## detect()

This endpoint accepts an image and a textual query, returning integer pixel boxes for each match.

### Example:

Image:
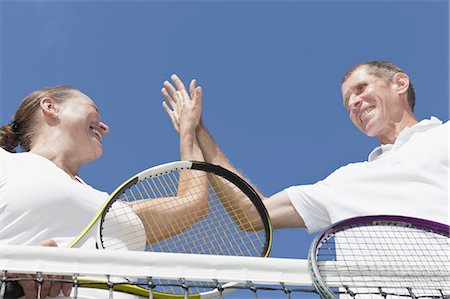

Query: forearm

[195,122,225,165]
[196,122,266,200]
[180,126,203,162]
[132,194,209,245]
[195,122,272,231]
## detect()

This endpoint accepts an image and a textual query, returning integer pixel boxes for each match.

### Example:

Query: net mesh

[0,245,312,299]
[314,224,450,299]
[2,239,449,299]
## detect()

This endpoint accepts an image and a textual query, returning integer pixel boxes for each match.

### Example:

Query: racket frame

[69,160,273,298]
[308,215,450,299]
[95,161,272,255]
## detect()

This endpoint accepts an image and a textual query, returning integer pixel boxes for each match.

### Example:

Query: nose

[347,95,362,111]
[100,122,110,135]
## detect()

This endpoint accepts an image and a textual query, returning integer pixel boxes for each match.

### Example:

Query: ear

[40,97,58,119]
[393,72,410,96]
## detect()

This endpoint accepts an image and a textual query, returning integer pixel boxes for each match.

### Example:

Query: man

[162,61,449,233]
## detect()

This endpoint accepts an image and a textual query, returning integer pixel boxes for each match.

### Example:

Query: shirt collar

[368,116,442,162]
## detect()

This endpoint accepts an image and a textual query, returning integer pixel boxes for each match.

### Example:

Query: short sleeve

[101,201,146,251]
[284,182,332,233]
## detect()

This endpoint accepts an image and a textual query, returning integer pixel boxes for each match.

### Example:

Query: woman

[0,82,204,298]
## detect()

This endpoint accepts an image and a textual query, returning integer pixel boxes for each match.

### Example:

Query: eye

[355,83,367,95]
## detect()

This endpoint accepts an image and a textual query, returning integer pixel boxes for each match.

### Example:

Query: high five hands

[162,74,203,134]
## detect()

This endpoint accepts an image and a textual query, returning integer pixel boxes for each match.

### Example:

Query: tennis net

[0,245,316,299]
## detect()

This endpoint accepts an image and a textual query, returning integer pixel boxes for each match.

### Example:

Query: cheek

[349,112,360,128]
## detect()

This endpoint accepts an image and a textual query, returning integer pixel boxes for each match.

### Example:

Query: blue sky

[1,0,448,293]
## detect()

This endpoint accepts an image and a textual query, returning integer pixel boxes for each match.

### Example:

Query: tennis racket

[308,215,450,299]
[6,161,271,298]
[8,160,268,299]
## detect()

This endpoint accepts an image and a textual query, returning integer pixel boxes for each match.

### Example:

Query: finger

[193,86,203,106]
[161,87,176,105]
[61,280,72,297]
[40,278,51,298]
[161,88,176,108]
[39,240,57,247]
[189,79,196,99]
[162,102,180,133]
[162,100,172,114]
[164,88,180,114]
[48,280,63,297]
[162,101,176,121]
[181,89,191,102]
[171,74,187,92]
[163,80,178,100]
[20,280,38,299]
[176,91,185,104]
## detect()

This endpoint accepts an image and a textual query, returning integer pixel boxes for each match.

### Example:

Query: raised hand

[162,74,202,135]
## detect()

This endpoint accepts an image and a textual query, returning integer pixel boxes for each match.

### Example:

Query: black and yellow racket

[71,160,272,298]
[7,161,272,298]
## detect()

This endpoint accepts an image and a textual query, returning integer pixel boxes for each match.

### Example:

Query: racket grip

[3,281,25,298]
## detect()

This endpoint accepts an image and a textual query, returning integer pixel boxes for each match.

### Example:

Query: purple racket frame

[308,215,450,299]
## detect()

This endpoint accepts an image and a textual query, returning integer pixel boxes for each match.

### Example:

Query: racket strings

[205,173,264,254]
[146,173,261,256]
[207,173,263,229]
[98,168,268,294]
[99,168,266,246]
[103,170,211,250]
[142,171,212,251]
[316,224,450,298]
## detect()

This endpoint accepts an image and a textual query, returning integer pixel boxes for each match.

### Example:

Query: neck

[30,146,81,180]
[378,112,418,144]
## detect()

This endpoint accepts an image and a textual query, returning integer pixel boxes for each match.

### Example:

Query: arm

[162,75,305,230]
[196,123,305,229]
[130,79,208,245]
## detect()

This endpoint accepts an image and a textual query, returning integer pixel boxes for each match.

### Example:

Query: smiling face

[57,91,109,164]
[341,65,409,143]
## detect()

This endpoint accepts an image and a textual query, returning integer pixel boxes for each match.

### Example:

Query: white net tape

[0,245,315,299]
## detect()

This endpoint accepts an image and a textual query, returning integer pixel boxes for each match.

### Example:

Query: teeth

[90,127,102,141]
[363,108,373,116]
[360,107,374,123]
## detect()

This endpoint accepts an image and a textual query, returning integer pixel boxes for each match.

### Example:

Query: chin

[91,145,103,161]
[95,149,103,159]
[362,127,378,138]
[360,118,380,138]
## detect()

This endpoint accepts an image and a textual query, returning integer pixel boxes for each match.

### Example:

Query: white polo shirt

[0,148,109,247]
[0,148,143,299]
[285,117,449,233]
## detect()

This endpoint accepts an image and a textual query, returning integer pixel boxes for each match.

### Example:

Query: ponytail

[0,122,19,152]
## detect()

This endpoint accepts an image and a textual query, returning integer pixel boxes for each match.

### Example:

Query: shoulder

[0,146,11,156]
[419,118,448,139]
[439,119,449,128]
[0,147,16,169]
[422,117,448,130]
[322,160,368,184]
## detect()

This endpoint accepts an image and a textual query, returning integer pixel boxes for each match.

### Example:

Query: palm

[162,75,202,134]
